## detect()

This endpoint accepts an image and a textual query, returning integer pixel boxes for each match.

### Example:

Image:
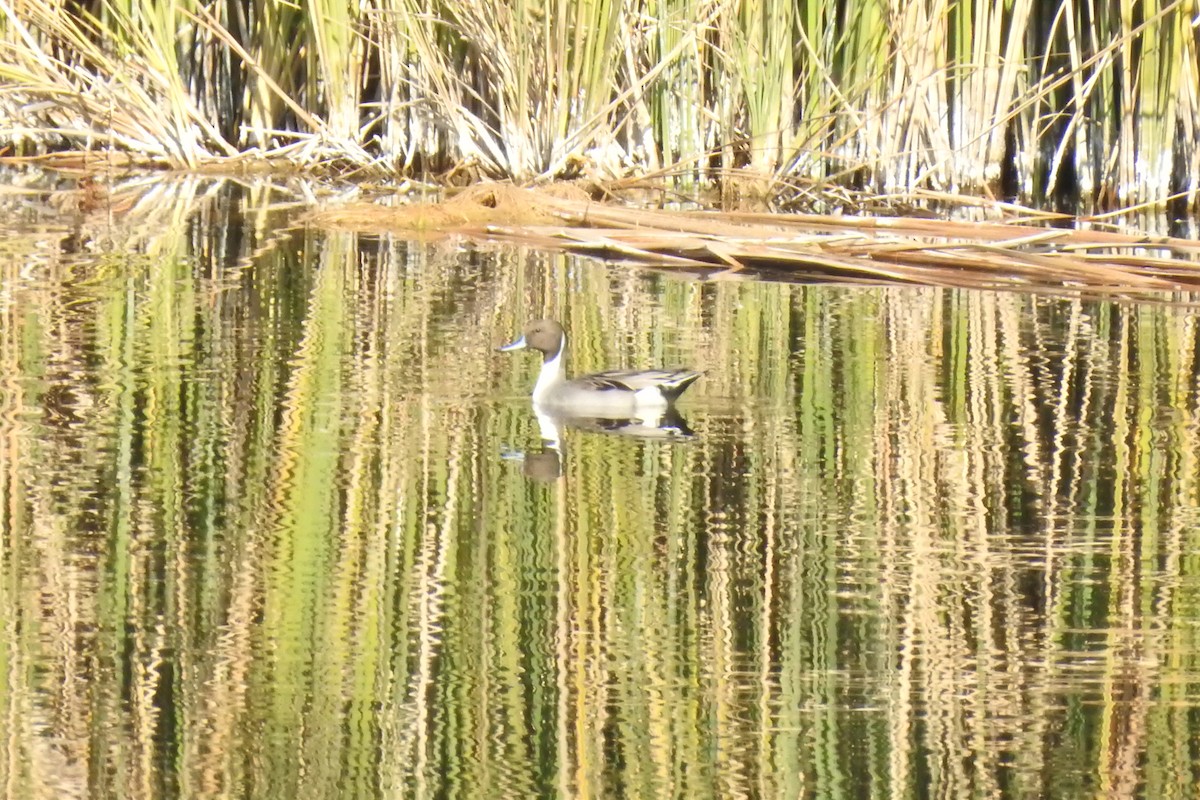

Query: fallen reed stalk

[301,183,1200,293]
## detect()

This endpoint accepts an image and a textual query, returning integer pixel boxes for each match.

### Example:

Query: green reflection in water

[0,185,1199,799]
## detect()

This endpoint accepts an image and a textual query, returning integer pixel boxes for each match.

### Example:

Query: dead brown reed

[308,185,1200,293]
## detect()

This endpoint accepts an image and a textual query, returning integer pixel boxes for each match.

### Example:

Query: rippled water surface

[2,181,1200,798]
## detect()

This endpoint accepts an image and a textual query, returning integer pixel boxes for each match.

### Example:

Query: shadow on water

[3,177,1200,798]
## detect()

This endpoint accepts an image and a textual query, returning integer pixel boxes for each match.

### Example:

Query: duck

[499,319,702,417]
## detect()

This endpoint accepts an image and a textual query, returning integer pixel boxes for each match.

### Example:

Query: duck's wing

[574,368,703,393]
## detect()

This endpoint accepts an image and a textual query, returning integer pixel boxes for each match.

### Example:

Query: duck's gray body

[500,319,701,418]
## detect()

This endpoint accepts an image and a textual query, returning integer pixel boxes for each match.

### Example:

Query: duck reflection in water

[509,405,695,481]
[499,318,702,480]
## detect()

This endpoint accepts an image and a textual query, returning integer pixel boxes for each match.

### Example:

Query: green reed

[1,0,1197,208]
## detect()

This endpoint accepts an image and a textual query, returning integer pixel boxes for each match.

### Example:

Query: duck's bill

[498,335,527,352]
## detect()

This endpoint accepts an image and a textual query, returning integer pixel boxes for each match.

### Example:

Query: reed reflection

[2,183,1200,800]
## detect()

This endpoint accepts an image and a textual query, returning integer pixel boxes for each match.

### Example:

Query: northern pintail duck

[500,319,702,416]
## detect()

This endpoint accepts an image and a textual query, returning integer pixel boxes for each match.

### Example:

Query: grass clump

[0,0,1197,211]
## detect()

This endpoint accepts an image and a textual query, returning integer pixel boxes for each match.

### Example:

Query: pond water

[2,180,1200,798]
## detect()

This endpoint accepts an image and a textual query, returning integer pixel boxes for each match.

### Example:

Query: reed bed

[0,0,1197,211]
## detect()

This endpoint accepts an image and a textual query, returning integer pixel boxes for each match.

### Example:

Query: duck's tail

[660,370,703,403]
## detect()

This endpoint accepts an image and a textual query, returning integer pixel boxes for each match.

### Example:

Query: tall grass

[1,0,1197,208]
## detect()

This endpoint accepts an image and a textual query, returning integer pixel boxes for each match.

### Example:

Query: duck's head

[499,319,566,361]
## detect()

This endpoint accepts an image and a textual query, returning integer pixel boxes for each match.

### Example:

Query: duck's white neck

[532,345,565,404]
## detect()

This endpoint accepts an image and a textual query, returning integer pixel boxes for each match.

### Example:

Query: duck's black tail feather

[662,371,703,403]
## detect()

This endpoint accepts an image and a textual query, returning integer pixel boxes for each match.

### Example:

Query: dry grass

[1,0,1197,210]
[307,184,1200,293]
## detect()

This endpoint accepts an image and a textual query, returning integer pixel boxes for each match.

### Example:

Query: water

[2,180,1200,798]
